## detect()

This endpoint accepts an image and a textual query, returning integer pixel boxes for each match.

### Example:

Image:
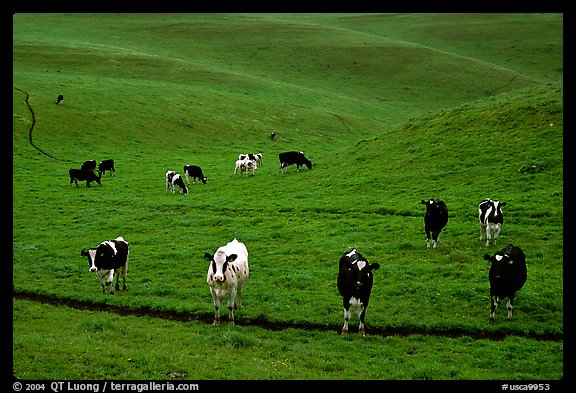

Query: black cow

[80,159,96,172]
[270,132,276,141]
[183,165,207,184]
[479,198,507,247]
[81,236,129,294]
[337,248,380,336]
[484,244,527,322]
[98,159,115,176]
[69,168,101,188]
[421,198,449,248]
[279,151,312,173]
[56,94,64,105]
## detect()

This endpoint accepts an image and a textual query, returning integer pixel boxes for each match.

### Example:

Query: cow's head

[421,199,446,215]
[81,248,99,272]
[491,200,507,216]
[484,252,514,281]
[348,259,380,292]
[204,251,238,282]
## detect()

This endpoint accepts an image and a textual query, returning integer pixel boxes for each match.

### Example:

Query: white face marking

[356,260,367,270]
[495,255,503,261]
[346,249,357,258]
[88,249,97,271]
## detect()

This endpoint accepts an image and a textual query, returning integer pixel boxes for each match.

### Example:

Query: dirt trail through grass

[14,87,74,163]
[13,290,563,342]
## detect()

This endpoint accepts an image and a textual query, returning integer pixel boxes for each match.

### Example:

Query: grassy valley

[12,13,563,381]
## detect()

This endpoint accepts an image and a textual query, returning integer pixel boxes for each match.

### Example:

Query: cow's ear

[420,200,427,205]
[226,254,238,263]
[370,263,381,271]
[80,249,88,257]
[501,202,507,206]
[203,253,213,261]
[483,254,492,261]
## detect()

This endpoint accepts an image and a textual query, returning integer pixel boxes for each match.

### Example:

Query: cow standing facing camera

[337,248,380,336]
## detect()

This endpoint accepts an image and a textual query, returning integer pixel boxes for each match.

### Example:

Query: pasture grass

[13,299,563,380]
[12,13,563,380]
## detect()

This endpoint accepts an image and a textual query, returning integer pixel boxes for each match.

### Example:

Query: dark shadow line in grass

[13,290,562,342]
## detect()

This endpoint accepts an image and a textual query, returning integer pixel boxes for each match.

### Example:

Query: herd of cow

[78,164,528,335]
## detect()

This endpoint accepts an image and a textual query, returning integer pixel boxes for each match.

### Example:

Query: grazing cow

[270,132,276,141]
[421,198,449,248]
[80,159,96,172]
[165,170,188,194]
[183,165,207,184]
[238,153,263,167]
[98,159,115,176]
[233,158,256,178]
[56,94,64,105]
[484,244,527,322]
[337,248,380,336]
[279,151,312,173]
[69,168,101,188]
[80,236,129,295]
[479,198,507,247]
[203,239,250,325]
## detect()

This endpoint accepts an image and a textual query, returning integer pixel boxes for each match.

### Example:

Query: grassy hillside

[12,13,563,380]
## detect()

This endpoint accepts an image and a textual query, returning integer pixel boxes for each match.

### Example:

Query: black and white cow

[479,198,507,247]
[98,159,115,176]
[165,170,188,194]
[421,198,449,248]
[337,248,380,336]
[81,160,96,172]
[484,244,527,322]
[270,132,276,141]
[56,94,64,105]
[204,239,250,325]
[233,158,256,178]
[80,236,129,295]
[279,151,312,173]
[238,153,263,167]
[69,168,101,188]
[183,165,207,184]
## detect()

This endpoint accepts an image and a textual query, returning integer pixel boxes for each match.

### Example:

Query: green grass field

[13,13,563,381]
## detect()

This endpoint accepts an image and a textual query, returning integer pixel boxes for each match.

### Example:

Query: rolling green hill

[12,13,563,380]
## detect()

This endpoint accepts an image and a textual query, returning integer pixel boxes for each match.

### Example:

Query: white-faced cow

[484,244,527,322]
[183,165,207,184]
[56,94,64,105]
[337,248,380,336]
[69,168,101,188]
[81,237,129,295]
[233,158,256,178]
[279,151,312,173]
[81,159,96,172]
[421,198,449,248]
[98,159,115,176]
[479,198,507,247]
[165,170,188,194]
[203,239,250,325]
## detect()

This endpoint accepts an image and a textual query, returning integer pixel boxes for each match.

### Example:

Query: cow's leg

[235,283,244,309]
[433,231,440,249]
[210,288,221,325]
[479,223,485,241]
[489,295,501,322]
[341,297,351,336]
[227,287,237,325]
[506,296,514,320]
[425,229,431,248]
[493,224,501,245]
[108,269,115,294]
[358,305,367,337]
[485,226,492,247]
